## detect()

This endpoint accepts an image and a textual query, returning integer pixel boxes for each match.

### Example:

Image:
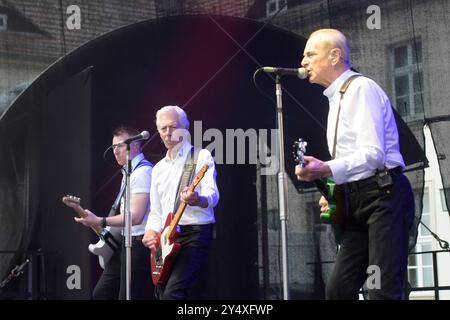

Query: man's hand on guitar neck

[180,186,208,208]
[74,209,102,228]
[142,230,160,251]
[319,196,329,214]
[295,155,332,182]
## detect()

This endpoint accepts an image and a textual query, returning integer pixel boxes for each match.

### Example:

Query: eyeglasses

[112,142,126,150]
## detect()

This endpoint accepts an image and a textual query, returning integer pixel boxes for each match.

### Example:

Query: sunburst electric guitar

[150,164,208,285]
[293,138,345,242]
[62,195,122,269]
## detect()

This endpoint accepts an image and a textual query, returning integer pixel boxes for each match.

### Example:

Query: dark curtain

[0,68,94,299]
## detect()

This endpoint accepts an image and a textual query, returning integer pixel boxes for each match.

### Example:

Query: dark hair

[112,126,142,148]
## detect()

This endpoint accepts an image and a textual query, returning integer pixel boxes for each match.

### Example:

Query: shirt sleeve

[130,166,152,194]
[197,149,219,208]
[327,79,387,184]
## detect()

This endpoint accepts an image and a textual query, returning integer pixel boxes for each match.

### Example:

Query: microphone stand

[124,143,132,300]
[274,75,290,300]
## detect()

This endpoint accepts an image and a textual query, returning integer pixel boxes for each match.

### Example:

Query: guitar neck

[165,163,208,239]
[168,203,187,238]
[167,186,194,239]
[313,179,329,200]
[294,138,331,201]
[71,205,102,236]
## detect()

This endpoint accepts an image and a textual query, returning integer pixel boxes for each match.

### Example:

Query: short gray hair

[309,29,351,67]
[155,105,190,130]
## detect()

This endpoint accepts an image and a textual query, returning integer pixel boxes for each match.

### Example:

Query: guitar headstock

[191,164,208,189]
[62,195,81,208]
[293,138,308,167]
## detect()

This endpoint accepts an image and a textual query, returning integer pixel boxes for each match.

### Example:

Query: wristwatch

[101,217,107,228]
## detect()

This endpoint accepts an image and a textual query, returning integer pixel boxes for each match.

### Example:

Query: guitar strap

[330,74,362,229]
[101,158,153,249]
[172,146,199,214]
[331,74,362,160]
[108,158,153,217]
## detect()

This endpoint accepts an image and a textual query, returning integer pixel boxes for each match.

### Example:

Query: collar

[164,141,192,163]
[122,153,145,173]
[323,69,359,99]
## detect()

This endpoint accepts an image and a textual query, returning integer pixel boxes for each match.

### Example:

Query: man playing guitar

[295,29,414,300]
[142,106,219,300]
[74,126,154,300]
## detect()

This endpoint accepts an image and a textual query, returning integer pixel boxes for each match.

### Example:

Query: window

[408,243,434,288]
[419,189,431,237]
[266,0,287,17]
[408,187,434,288]
[392,41,424,121]
[0,14,7,31]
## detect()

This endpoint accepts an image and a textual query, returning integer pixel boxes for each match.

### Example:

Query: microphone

[123,131,150,144]
[262,67,308,79]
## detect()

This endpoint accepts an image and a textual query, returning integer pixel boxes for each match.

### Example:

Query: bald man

[295,29,414,300]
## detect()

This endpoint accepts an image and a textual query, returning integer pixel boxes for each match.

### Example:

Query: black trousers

[93,236,155,300]
[326,173,414,300]
[156,224,213,300]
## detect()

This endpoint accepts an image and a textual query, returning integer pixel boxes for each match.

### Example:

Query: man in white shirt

[295,29,414,299]
[75,126,154,299]
[143,105,219,300]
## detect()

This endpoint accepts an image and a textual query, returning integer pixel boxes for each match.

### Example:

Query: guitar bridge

[152,265,163,276]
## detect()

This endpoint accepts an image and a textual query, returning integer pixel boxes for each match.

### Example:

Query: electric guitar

[293,138,345,242]
[62,195,122,269]
[150,164,209,285]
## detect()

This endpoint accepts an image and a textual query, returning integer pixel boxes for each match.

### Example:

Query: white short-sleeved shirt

[119,153,152,236]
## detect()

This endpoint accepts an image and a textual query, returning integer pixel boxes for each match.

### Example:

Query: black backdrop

[0,15,425,299]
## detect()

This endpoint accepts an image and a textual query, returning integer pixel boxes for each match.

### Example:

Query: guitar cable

[419,221,449,251]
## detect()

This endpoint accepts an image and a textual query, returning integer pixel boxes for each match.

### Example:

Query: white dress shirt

[324,69,405,184]
[119,153,152,236]
[145,142,219,233]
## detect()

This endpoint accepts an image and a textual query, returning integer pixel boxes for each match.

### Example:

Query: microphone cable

[252,68,277,105]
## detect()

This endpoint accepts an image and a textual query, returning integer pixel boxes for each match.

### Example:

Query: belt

[346,166,403,193]
[131,235,144,241]
[179,224,213,233]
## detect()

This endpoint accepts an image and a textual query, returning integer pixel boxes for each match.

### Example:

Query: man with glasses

[75,126,154,299]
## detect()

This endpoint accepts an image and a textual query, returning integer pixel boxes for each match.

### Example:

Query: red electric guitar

[150,164,208,285]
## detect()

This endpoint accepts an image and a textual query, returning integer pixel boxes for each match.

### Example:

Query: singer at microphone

[262,67,308,79]
[74,125,155,300]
